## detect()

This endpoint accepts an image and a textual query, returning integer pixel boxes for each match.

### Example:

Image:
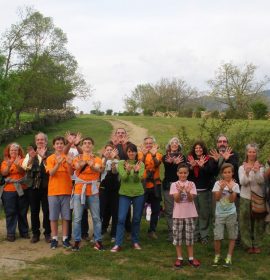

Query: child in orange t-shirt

[0,143,29,241]
[45,136,73,249]
[71,137,103,251]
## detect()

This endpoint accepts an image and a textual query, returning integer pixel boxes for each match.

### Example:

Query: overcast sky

[1,0,270,112]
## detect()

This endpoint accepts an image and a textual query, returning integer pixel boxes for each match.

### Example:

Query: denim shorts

[214,213,238,240]
[48,195,71,221]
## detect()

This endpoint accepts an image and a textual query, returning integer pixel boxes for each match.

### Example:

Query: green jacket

[118,160,145,197]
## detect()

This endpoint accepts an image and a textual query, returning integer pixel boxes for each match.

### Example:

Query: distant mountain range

[191,90,270,111]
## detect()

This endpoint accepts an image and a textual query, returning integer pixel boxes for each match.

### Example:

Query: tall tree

[0,7,90,126]
[208,63,269,118]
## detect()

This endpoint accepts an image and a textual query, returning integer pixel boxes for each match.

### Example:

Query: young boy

[71,137,103,251]
[170,163,200,268]
[46,136,73,249]
[212,163,240,267]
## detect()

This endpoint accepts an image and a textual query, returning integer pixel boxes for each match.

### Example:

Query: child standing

[212,163,240,267]
[46,136,73,249]
[170,163,200,268]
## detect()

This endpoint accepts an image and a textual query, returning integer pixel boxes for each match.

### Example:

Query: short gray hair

[35,132,48,144]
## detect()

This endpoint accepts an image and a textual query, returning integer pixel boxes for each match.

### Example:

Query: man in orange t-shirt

[71,137,103,251]
[46,136,73,250]
[138,136,162,239]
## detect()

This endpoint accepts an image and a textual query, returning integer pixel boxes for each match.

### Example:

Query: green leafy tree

[0,7,90,126]
[250,101,268,119]
[208,63,269,118]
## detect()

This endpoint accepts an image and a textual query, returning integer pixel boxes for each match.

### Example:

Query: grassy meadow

[1,114,270,279]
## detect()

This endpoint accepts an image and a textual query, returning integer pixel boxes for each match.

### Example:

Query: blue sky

[1,0,270,112]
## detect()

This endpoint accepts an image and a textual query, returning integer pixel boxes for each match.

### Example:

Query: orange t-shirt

[46,154,73,196]
[138,152,162,188]
[73,155,102,196]
[0,159,26,192]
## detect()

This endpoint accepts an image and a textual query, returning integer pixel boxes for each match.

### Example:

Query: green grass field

[6,219,270,280]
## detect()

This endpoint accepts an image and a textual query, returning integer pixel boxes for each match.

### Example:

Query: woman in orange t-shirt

[0,143,29,242]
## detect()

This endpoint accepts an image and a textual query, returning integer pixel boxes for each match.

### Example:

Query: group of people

[0,128,270,269]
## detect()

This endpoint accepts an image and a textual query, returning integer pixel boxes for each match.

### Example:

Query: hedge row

[0,110,76,144]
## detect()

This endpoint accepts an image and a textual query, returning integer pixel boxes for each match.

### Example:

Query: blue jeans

[73,194,102,242]
[115,195,145,246]
[2,191,29,236]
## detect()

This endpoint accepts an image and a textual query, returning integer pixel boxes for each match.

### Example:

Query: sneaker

[188,258,201,268]
[63,239,72,249]
[212,255,221,267]
[30,235,40,243]
[94,241,104,251]
[133,243,142,250]
[50,239,58,250]
[174,259,184,268]
[223,258,232,268]
[72,241,80,252]
[148,231,158,240]
[110,245,121,253]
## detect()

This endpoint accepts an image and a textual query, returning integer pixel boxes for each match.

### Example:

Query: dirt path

[105,118,148,146]
[0,118,148,275]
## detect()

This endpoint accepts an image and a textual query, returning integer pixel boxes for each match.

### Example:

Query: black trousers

[28,187,50,236]
[99,188,119,237]
[145,188,161,233]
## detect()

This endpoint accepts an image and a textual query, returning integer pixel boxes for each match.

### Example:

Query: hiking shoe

[212,255,221,267]
[223,258,232,268]
[7,235,15,242]
[188,258,201,268]
[133,243,142,250]
[51,239,58,249]
[72,241,80,252]
[63,239,72,249]
[110,245,121,253]
[174,259,184,268]
[30,235,40,243]
[94,241,104,251]
[148,231,158,240]
[20,233,30,239]
[45,234,52,243]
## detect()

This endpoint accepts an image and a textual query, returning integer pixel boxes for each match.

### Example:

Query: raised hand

[111,135,119,146]
[134,161,141,172]
[37,146,47,158]
[187,155,197,167]
[209,149,220,161]
[124,161,132,172]
[222,147,233,160]
[186,182,193,193]
[176,181,185,192]
[197,155,208,167]
[111,148,119,159]
[174,155,184,164]
[56,155,64,165]
[139,144,148,156]
[74,132,82,146]
[87,159,95,167]
[66,155,73,165]
[243,162,252,174]
[122,134,129,145]
[150,143,159,156]
[13,156,22,166]
[253,161,261,172]
[165,154,174,163]
[65,131,74,144]
[219,180,226,190]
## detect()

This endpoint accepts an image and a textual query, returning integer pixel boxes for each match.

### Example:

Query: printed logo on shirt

[180,191,188,203]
